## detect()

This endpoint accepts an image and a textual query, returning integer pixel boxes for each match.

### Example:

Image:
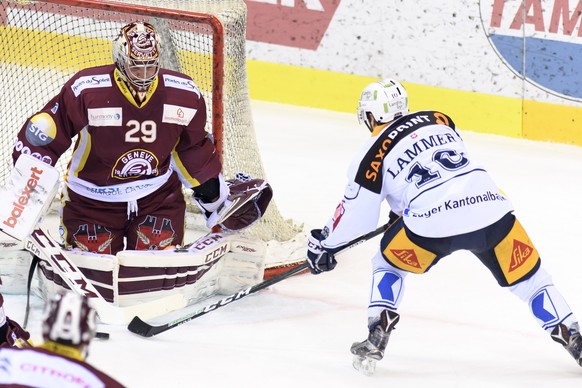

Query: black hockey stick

[23,255,40,329]
[127,222,391,337]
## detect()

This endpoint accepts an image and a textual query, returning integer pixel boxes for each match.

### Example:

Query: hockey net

[0,0,303,248]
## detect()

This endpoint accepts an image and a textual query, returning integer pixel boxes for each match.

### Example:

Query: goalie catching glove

[193,172,273,232]
[306,229,337,274]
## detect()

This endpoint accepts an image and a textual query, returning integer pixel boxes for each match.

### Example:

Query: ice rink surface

[5,101,582,387]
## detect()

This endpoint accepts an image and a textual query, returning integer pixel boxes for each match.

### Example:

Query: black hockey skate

[551,322,582,366]
[350,309,400,376]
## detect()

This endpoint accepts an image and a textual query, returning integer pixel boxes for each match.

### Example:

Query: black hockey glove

[306,229,337,275]
[0,293,31,348]
[0,316,31,348]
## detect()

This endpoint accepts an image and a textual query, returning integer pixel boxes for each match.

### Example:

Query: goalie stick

[127,222,392,337]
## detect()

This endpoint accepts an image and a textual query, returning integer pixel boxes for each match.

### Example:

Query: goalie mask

[42,291,97,349]
[357,78,408,132]
[113,22,161,90]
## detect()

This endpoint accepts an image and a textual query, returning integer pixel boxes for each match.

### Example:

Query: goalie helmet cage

[0,0,301,242]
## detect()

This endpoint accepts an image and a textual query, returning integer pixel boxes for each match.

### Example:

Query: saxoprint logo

[480,0,582,101]
[245,0,341,50]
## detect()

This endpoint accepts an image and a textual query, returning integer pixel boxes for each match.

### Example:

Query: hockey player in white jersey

[306,78,582,375]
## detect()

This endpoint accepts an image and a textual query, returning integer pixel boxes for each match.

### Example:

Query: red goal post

[0,0,301,243]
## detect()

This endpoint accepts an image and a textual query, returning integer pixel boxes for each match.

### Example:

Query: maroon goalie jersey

[12,64,221,203]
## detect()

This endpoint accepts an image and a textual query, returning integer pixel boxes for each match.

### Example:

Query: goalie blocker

[0,154,60,241]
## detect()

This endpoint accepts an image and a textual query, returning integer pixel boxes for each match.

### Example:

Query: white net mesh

[0,0,302,243]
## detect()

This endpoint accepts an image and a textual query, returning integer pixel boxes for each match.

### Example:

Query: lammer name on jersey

[355,111,457,193]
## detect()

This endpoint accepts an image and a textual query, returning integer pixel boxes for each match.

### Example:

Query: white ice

[4,101,582,387]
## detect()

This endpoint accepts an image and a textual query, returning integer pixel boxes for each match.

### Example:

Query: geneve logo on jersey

[480,0,582,101]
[112,149,159,180]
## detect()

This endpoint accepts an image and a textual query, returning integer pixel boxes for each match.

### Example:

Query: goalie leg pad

[36,250,117,302]
[36,233,231,307]
[116,233,230,306]
[218,236,267,295]
[0,238,32,294]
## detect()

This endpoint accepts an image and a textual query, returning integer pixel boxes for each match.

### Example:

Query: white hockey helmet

[357,78,408,131]
[113,22,161,90]
[42,291,97,349]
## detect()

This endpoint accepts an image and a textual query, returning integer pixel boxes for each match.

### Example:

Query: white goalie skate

[350,309,400,376]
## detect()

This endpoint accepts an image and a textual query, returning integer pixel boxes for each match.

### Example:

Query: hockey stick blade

[128,222,390,337]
